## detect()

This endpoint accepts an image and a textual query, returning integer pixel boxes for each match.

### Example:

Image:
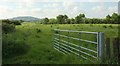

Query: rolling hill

[10,16,40,22]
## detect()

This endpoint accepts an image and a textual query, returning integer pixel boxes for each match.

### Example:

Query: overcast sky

[0,0,119,19]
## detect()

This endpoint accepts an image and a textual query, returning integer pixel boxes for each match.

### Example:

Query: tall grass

[3,22,118,64]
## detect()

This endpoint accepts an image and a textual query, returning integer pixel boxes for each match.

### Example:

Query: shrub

[2,19,21,25]
[12,20,21,25]
[2,19,22,34]
[2,22,15,34]
[50,25,52,28]
[73,25,75,27]
[2,19,12,24]
[103,25,107,28]
[109,25,113,28]
[36,29,41,33]
[2,35,30,58]
[57,27,59,29]
[55,31,59,34]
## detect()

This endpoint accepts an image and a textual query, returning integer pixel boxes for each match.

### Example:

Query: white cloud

[62,1,86,18]
[0,6,14,19]
[108,6,118,14]
[92,6,107,13]
[41,0,119,2]
[0,0,118,19]
[91,6,106,18]
[0,1,83,19]
[1,0,119,3]
[91,5,118,18]
[63,1,77,7]
[87,0,119,2]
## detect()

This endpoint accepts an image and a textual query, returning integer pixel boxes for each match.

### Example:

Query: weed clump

[90,24,93,27]
[109,25,113,28]
[55,31,59,34]
[73,25,75,27]
[35,35,40,38]
[50,25,52,28]
[57,27,59,29]
[103,25,107,28]
[36,28,41,33]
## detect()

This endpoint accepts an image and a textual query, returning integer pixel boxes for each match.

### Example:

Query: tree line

[41,13,119,24]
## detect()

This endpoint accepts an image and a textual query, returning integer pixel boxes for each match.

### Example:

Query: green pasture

[3,22,118,64]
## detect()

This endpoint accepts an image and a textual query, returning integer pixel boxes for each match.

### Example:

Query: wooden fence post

[113,37,119,64]
[106,38,110,63]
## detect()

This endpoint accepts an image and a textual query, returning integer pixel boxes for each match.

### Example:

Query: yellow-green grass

[3,22,118,64]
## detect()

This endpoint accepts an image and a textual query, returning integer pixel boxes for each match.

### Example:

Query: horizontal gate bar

[55,34,98,44]
[58,43,79,55]
[54,42,94,63]
[54,29,98,34]
[54,38,97,54]
[54,44,69,54]
[53,47,66,55]
[79,50,97,59]
[54,40,97,59]
[80,55,95,63]
[53,29,103,63]
[54,43,79,56]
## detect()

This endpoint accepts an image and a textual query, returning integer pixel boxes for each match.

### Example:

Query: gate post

[98,32,104,63]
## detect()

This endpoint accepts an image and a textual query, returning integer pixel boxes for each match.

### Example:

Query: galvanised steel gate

[53,29,104,63]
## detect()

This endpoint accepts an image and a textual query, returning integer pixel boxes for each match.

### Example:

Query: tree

[42,17,49,24]
[84,18,90,24]
[106,14,111,24]
[12,20,21,25]
[65,19,71,24]
[56,14,68,24]
[2,19,12,24]
[75,14,85,24]
[63,15,68,19]
[118,15,120,24]
[49,18,57,24]
[70,18,75,24]
[79,14,85,18]
[2,19,21,25]
[63,15,68,24]
[2,19,23,33]
[2,22,15,34]
[56,15,64,24]
[111,13,118,24]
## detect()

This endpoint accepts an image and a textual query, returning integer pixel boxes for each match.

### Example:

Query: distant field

[3,22,118,64]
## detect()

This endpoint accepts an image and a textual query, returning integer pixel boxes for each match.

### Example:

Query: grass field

[3,22,118,64]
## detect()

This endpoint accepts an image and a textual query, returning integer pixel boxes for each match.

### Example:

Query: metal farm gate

[53,29,104,63]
